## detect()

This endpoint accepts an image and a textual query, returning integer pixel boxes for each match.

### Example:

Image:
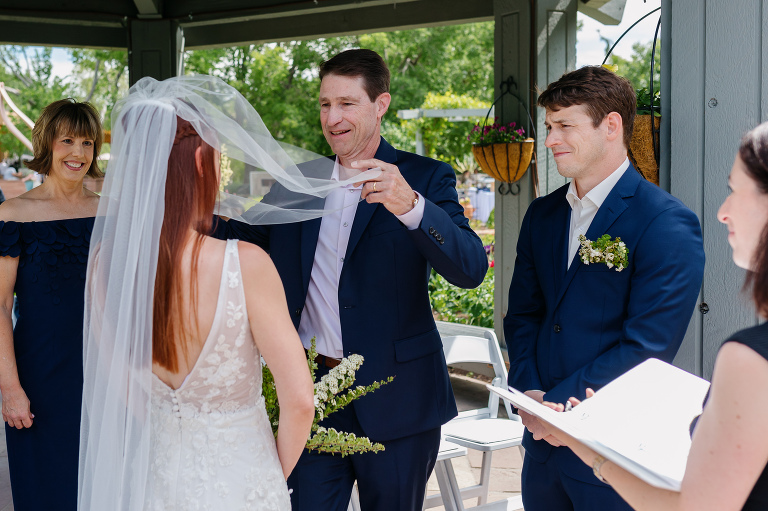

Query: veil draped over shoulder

[77,75,379,510]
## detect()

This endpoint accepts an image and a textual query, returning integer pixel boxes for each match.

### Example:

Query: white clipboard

[490,358,711,491]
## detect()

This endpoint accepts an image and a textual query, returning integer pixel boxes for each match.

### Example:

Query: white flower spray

[262,339,393,457]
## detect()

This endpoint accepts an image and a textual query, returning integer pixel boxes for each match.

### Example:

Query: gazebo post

[492,0,577,350]
[128,20,185,85]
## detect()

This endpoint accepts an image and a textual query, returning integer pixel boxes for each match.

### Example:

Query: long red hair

[153,117,219,371]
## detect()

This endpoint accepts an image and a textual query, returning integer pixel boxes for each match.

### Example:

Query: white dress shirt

[565,158,629,269]
[297,158,425,358]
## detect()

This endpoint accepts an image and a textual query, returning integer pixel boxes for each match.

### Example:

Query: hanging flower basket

[471,139,535,183]
[629,114,660,185]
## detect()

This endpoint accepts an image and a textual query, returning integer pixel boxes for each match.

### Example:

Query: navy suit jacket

[504,165,705,481]
[215,137,488,441]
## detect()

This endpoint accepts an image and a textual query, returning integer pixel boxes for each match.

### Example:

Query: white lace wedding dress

[146,240,291,511]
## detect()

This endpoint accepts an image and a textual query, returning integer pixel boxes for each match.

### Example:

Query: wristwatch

[592,455,609,484]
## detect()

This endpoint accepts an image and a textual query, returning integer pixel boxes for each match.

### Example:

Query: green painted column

[493,0,577,349]
[128,20,184,85]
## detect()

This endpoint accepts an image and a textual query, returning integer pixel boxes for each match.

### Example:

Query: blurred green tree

[404,91,489,164]
[606,41,661,92]
[183,21,495,163]
[0,46,70,156]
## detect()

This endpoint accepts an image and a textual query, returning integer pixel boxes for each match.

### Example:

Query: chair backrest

[437,323,515,420]
[442,333,507,380]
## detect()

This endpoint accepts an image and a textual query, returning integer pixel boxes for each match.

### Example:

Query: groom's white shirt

[298,157,425,358]
[565,157,629,269]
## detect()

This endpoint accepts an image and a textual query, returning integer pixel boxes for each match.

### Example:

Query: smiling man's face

[319,73,390,167]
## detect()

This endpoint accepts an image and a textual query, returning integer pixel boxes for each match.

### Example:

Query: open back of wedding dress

[146,239,290,511]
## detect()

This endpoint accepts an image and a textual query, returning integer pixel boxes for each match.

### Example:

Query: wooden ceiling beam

[133,0,162,18]
[183,0,493,49]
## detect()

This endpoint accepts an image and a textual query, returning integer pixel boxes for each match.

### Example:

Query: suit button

[439,239,445,245]
[553,324,562,333]
[294,308,302,316]
[429,227,436,235]
[436,234,444,241]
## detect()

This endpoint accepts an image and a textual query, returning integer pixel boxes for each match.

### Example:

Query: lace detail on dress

[147,239,290,510]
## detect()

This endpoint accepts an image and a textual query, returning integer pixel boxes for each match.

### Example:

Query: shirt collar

[566,157,630,210]
[332,157,364,190]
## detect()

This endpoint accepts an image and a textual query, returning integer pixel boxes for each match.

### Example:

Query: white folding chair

[347,481,361,511]
[425,440,524,511]
[472,495,525,510]
[424,438,469,511]
[437,324,526,509]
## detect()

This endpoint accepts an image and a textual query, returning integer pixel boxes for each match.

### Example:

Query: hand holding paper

[518,390,564,446]
[489,359,710,491]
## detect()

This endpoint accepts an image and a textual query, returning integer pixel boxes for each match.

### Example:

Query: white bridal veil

[78,75,380,510]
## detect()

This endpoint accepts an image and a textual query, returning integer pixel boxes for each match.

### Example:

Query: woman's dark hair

[739,122,768,315]
[319,49,390,101]
[537,66,636,149]
[28,98,104,178]
[153,117,219,372]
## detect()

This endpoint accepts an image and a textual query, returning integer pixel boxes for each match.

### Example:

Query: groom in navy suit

[215,49,487,510]
[505,66,705,510]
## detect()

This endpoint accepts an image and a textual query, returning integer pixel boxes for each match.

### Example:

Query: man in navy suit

[216,49,487,510]
[505,66,705,510]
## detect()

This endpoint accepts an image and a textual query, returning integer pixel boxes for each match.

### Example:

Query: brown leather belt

[305,349,341,369]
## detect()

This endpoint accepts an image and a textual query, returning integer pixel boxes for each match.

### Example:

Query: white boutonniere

[578,234,628,272]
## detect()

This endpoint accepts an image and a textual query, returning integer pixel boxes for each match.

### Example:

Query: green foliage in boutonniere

[578,234,628,272]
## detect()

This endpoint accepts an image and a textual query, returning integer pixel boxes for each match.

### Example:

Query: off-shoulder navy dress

[0,217,94,511]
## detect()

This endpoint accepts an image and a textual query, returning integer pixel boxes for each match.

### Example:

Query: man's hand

[520,390,563,447]
[351,158,417,216]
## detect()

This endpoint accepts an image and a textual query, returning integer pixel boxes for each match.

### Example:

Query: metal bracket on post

[602,6,662,167]
[480,75,539,197]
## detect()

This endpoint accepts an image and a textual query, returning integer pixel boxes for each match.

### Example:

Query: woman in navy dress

[538,122,768,510]
[0,98,102,510]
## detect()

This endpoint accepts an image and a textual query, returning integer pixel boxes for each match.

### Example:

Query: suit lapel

[343,137,396,260]
[551,195,571,291]
[345,200,377,261]
[553,166,640,309]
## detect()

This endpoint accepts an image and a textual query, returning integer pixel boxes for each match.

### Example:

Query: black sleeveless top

[694,323,768,510]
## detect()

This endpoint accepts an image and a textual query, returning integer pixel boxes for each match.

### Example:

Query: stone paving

[0,372,522,511]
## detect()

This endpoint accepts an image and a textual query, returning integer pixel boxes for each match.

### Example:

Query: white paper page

[490,359,711,490]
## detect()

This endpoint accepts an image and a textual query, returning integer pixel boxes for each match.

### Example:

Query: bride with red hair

[75,76,363,510]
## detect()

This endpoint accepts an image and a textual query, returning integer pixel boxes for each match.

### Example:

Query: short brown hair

[28,98,104,178]
[319,49,390,102]
[538,66,636,149]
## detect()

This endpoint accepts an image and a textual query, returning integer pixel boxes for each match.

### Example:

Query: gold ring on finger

[373,182,377,193]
